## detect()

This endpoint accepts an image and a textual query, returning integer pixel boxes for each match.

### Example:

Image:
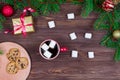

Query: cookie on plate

[16,57,29,70]
[6,62,18,74]
[7,48,21,61]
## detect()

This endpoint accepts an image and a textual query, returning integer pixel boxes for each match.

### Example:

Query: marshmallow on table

[49,40,56,48]
[69,32,77,40]
[85,33,92,39]
[43,51,52,58]
[48,21,55,28]
[71,50,78,58]
[41,43,49,51]
[88,52,94,58]
[67,13,75,20]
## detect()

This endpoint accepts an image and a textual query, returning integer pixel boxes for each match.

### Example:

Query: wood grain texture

[1,3,120,80]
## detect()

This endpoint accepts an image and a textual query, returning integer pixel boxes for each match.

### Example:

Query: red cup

[39,39,67,60]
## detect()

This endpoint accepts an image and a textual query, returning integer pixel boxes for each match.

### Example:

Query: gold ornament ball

[113,30,120,39]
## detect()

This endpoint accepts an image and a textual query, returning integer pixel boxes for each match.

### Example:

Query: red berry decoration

[102,0,114,12]
[1,5,14,17]
[60,47,68,52]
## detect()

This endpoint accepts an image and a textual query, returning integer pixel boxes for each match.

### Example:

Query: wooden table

[1,4,120,80]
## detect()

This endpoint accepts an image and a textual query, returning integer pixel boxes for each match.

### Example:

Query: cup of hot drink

[39,39,67,60]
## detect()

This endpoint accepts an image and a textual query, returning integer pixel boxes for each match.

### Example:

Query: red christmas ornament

[102,0,114,12]
[1,5,14,17]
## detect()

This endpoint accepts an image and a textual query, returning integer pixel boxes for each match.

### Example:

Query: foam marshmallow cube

[49,40,56,48]
[43,51,52,58]
[88,52,94,58]
[48,21,55,28]
[85,33,92,39]
[69,32,77,40]
[67,13,75,19]
[41,43,49,51]
[71,50,78,58]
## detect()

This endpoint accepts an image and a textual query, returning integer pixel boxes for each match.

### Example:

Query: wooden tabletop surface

[1,3,120,80]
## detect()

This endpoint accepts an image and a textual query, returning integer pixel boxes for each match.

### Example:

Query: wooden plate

[0,42,31,80]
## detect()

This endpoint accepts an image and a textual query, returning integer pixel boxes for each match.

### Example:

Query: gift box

[12,16,34,35]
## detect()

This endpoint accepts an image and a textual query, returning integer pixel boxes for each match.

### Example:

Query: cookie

[16,57,29,70]
[7,48,21,61]
[6,62,18,74]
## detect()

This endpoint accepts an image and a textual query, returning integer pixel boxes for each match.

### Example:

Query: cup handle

[60,47,68,52]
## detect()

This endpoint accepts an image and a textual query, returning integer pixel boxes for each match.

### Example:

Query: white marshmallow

[48,21,55,28]
[71,50,78,58]
[88,52,94,58]
[85,33,92,39]
[49,40,56,48]
[41,43,49,51]
[69,32,77,40]
[67,13,75,19]
[43,51,52,58]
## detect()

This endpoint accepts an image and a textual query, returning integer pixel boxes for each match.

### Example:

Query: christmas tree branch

[94,12,110,30]
[101,33,118,48]
[81,0,94,17]
[114,48,120,61]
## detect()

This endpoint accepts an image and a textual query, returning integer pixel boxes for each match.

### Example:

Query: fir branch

[0,14,6,29]
[107,12,115,30]
[115,3,120,13]
[33,0,66,15]
[100,35,111,46]
[29,0,42,10]
[32,12,39,16]
[56,0,66,4]
[72,0,84,5]
[112,9,120,30]
[51,4,60,13]
[41,4,49,15]
[1,0,14,5]
[81,0,94,18]
[114,48,120,61]
[93,0,104,13]
[0,22,3,29]
[0,14,6,22]
[94,12,110,30]
[15,0,29,10]
[100,34,118,48]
